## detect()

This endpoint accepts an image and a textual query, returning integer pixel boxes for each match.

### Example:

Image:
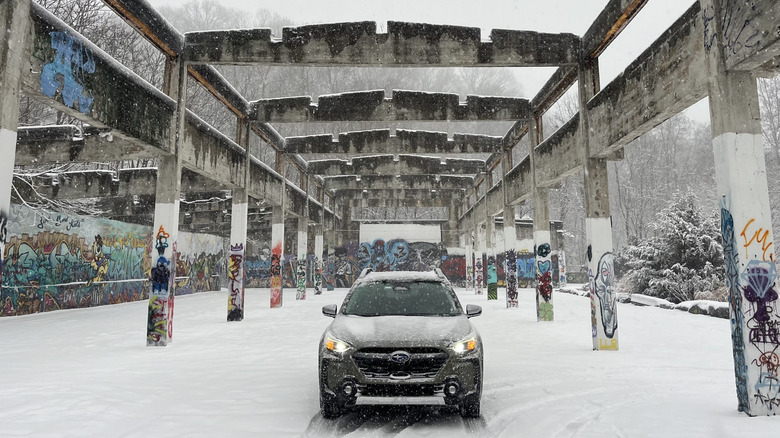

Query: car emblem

[389,351,411,364]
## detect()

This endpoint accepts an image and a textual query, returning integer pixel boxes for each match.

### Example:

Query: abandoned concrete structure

[1,0,779,416]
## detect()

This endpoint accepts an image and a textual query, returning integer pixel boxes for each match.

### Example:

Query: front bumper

[320,350,481,407]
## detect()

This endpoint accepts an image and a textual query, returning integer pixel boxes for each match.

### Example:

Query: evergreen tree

[618,190,725,303]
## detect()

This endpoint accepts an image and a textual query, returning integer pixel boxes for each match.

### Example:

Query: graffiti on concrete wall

[440,254,466,286]
[475,255,483,295]
[2,205,223,318]
[702,0,761,55]
[517,250,535,288]
[270,242,282,308]
[296,257,306,300]
[314,256,322,295]
[41,31,95,114]
[357,239,445,272]
[593,252,617,339]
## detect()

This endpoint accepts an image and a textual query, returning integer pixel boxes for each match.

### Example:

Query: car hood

[328,315,474,349]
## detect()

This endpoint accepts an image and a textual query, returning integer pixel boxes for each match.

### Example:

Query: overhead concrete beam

[324,175,475,191]
[582,0,649,58]
[15,125,166,164]
[307,154,485,176]
[587,3,708,159]
[252,90,531,123]
[102,0,183,57]
[185,22,579,67]
[286,129,502,154]
[333,188,465,200]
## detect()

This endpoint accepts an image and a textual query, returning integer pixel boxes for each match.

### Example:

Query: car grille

[352,347,448,379]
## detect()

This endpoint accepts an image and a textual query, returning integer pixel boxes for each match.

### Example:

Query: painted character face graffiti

[594,253,617,338]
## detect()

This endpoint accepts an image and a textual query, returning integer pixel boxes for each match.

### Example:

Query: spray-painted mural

[506,249,518,307]
[1,205,224,318]
[517,250,536,288]
[227,243,244,321]
[40,31,95,114]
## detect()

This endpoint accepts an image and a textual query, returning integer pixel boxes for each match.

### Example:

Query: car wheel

[459,393,481,418]
[320,389,342,419]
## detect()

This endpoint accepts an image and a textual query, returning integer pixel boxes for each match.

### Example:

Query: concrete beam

[334,188,465,200]
[587,3,708,159]
[252,90,530,122]
[15,125,165,165]
[307,154,485,176]
[582,0,649,58]
[286,129,502,154]
[185,22,579,67]
[102,0,183,57]
[324,175,475,191]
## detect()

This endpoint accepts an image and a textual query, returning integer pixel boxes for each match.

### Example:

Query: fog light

[343,383,354,395]
[339,379,357,397]
[445,381,460,395]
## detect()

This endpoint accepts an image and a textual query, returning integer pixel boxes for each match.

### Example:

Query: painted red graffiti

[270,242,283,308]
[741,218,775,261]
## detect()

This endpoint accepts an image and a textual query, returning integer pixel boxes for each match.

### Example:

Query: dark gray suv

[318,269,483,418]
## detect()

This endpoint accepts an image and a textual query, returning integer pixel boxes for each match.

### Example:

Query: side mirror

[466,304,482,318]
[322,304,337,318]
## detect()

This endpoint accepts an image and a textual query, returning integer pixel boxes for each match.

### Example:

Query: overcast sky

[148,0,709,123]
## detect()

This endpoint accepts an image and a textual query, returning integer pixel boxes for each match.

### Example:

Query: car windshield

[342,281,461,317]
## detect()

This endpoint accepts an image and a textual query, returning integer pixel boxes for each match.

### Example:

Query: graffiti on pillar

[0,212,6,289]
[702,0,761,55]
[721,207,749,412]
[270,243,283,308]
[740,218,775,262]
[41,31,95,114]
[296,258,307,300]
[466,265,473,289]
[147,293,168,345]
[516,251,535,288]
[314,256,322,295]
[150,226,171,295]
[558,251,567,286]
[592,252,617,339]
[551,253,560,287]
[228,243,244,321]
[506,249,518,308]
[742,260,780,410]
[475,256,483,295]
[536,258,553,321]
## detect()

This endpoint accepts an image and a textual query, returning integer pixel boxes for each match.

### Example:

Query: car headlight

[451,336,478,354]
[324,336,351,353]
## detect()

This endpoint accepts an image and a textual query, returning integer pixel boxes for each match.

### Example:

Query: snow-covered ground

[1,286,777,437]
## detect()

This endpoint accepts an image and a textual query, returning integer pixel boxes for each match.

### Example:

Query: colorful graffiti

[506,249,518,308]
[441,254,466,286]
[147,226,171,346]
[536,258,553,321]
[2,205,222,320]
[356,239,444,272]
[517,251,535,288]
[475,255,483,295]
[227,243,244,321]
[296,257,306,300]
[314,256,322,295]
[740,218,775,262]
[41,31,95,114]
[270,242,282,308]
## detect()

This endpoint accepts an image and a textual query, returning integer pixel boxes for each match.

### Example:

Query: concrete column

[147,56,187,346]
[701,4,778,413]
[557,230,568,288]
[296,215,308,300]
[529,117,553,322]
[474,222,484,295]
[501,152,518,308]
[579,58,618,351]
[465,229,473,291]
[325,221,336,291]
[270,206,284,308]
[227,119,250,321]
[0,0,30,297]
[314,224,323,295]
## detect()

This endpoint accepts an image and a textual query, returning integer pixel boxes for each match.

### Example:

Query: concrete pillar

[227,119,251,321]
[474,222,484,295]
[296,215,308,300]
[147,55,187,346]
[0,0,30,298]
[466,230,474,291]
[529,117,553,322]
[325,221,336,291]
[557,230,568,288]
[579,58,618,351]
[270,205,284,308]
[503,206,518,307]
[702,4,778,414]
[314,224,323,295]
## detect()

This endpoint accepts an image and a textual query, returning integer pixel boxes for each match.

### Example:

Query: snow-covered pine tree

[618,190,725,303]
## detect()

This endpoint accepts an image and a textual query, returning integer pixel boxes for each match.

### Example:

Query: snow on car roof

[356,270,443,284]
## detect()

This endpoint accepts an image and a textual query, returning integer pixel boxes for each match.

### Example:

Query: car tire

[320,390,342,419]
[459,393,481,418]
